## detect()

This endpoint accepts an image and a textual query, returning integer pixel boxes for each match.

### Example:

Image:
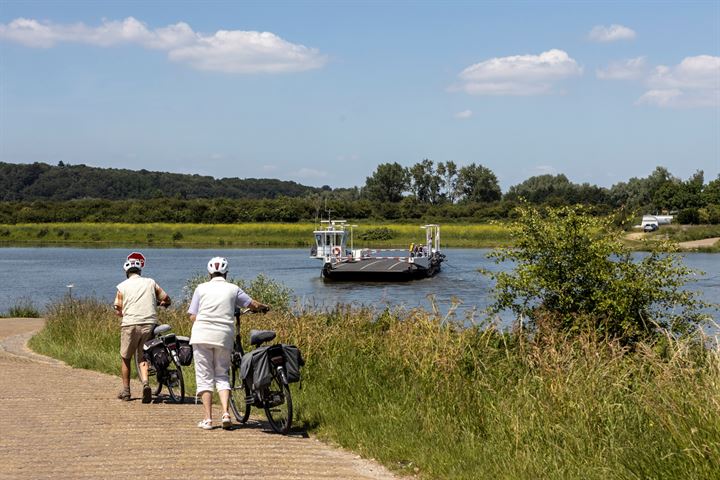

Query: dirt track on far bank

[0,318,398,480]
[677,237,720,249]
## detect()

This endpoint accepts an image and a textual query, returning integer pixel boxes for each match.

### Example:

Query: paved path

[0,318,398,480]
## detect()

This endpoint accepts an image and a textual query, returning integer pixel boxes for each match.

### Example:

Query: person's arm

[187,289,200,322]
[248,299,270,312]
[113,290,123,317]
[155,283,171,307]
[236,289,269,313]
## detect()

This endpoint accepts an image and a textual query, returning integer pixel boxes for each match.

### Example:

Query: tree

[505,174,574,204]
[437,161,458,203]
[702,174,720,205]
[483,205,709,343]
[364,162,409,202]
[409,159,443,204]
[456,163,501,203]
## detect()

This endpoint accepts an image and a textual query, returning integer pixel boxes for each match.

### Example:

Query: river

[0,248,717,325]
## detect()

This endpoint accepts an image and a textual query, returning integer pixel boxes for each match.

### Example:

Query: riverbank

[29,298,720,479]
[0,222,513,248]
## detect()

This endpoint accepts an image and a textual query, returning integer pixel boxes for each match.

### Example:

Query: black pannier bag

[143,337,169,370]
[177,336,193,366]
[240,346,272,389]
[281,345,304,383]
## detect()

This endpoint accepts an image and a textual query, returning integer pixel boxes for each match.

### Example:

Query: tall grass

[0,222,512,248]
[29,298,720,479]
[2,297,41,318]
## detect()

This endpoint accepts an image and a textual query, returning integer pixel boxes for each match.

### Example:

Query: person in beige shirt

[113,258,171,402]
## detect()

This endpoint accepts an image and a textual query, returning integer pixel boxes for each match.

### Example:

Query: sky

[0,1,718,191]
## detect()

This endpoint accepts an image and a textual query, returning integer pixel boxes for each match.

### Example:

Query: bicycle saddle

[154,324,172,336]
[249,329,276,346]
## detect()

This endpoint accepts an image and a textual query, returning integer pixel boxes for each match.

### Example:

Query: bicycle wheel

[134,354,160,396]
[263,371,293,434]
[230,364,251,423]
[164,356,185,404]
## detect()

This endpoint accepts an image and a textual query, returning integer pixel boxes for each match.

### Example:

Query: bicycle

[135,323,188,403]
[228,308,301,434]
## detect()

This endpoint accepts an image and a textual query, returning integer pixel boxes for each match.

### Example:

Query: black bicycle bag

[281,345,305,383]
[176,336,193,366]
[143,337,169,370]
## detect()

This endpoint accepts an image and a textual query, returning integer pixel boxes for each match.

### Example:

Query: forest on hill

[0,162,321,201]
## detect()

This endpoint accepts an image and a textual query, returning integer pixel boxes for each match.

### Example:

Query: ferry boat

[310,220,445,281]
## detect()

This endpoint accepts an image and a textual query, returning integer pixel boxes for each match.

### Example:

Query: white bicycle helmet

[123,258,143,272]
[207,256,229,275]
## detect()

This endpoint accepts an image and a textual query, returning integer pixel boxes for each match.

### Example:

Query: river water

[0,248,717,325]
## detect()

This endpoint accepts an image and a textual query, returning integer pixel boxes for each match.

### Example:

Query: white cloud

[596,56,647,80]
[453,49,582,96]
[0,17,326,74]
[638,55,720,108]
[454,109,473,119]
[588,24,636,43]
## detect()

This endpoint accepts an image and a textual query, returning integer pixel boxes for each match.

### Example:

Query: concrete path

[0,318,398,480]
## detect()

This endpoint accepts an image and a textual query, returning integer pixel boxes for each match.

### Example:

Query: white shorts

[192,344,231,394]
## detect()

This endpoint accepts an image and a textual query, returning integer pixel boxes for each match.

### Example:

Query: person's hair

[126,267,141,278]
[210,272,226,279]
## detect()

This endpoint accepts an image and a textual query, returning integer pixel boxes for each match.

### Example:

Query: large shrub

[183,273,293,312]
[483,205,710,342]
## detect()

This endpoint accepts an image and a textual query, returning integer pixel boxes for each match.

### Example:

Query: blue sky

[1,1,718,191]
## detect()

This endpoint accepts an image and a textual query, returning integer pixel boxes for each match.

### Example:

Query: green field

[29,297,720,479]
[0,222,513,248]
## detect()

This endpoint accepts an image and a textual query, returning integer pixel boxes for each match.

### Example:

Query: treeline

[0,197,524,224]
[1,161,719,224]
[363,161,718,211]
[0,162,321,201]
[360,161,720,223]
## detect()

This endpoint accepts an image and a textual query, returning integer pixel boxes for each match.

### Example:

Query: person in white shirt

[113,258,171,403]
[188,256,269,430]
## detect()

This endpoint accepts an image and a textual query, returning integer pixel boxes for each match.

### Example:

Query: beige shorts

[120,324,155,360]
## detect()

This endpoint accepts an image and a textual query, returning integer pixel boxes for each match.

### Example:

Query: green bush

[358,227,395,241]
[183,273,292,312]
[677,208,701,224]
[699,204,720,224]
[483,204,710,342]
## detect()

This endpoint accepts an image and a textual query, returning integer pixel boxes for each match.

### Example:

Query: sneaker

[142,384,152,404]
[221,413,232,430]
[117,387,131,401]
[197,419,213,430]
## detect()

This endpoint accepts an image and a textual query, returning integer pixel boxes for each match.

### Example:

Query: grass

[29,297,720,479]
[0,222,513,248]
[1,297,41,318]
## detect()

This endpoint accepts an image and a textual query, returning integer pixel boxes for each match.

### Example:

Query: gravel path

[0,318,398,480]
